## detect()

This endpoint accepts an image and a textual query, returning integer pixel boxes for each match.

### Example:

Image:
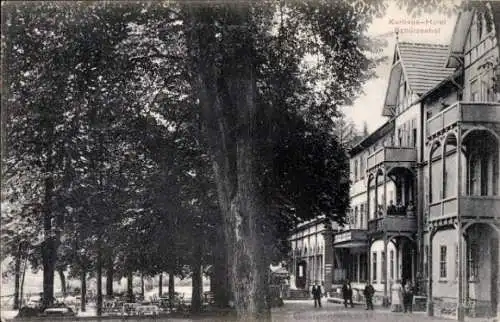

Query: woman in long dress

[391,279,404,312]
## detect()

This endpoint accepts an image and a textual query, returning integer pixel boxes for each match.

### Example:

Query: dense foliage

[1,0,389,318]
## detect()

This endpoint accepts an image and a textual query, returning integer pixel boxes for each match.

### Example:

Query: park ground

[2,300,497,322]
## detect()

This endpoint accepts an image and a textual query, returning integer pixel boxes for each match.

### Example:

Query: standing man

[342,280,354,308]
[387,200,396,215]
[311,281,322,308]
[363,282,375,310]
[403,281,414,313]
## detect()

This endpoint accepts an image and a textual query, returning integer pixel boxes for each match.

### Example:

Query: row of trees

[0,1,401,320]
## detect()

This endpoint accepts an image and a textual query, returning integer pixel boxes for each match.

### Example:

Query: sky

[342,1,458,133]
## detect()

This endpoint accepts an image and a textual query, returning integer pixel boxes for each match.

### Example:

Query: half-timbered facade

[421,1,500,320]
[288,2,500,317]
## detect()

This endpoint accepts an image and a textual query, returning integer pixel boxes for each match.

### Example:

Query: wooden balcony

[333,229,368,247]
[428,195,500,222]
[426,102,500,138]
[366,146,417,171]
[367,215,417,235]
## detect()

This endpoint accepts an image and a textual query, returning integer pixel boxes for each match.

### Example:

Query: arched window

[468,153,481,195]
[491,153,499,195]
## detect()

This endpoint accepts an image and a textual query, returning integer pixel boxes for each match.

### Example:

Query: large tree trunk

[13,245,21,309]
[213,229,230,308]
[191,245,203,313]
[140,272,145,298]
[96,246,102,316]
[42,174,56,309]
[223,139,270,320]
[188,6,270,318]
[41,238,56,309]
[168,270,175,311]
[106,258,113,299]
[58,269,66,297]
[197,47,270,322]
[20,256,28,308]
[158,273,163,297]
[80,270,86,312]
[127,269,134,303]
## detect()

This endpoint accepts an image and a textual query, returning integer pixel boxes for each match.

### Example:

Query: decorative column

[411,247,416,284]
[383,170,388,215]
[367,241,371,284]
[357,254,361,283]
[457,225,465,321]
[322,224,333,294]
[456,128,465,322]
[427,138,435,316]
[383,235,389,307]
[497,235,500,317]
[427,228,435,316]
[367,175,371,221]
[395,240,400,281]
[375,171,380,218]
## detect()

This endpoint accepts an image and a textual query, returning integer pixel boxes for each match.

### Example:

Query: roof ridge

[398,41,448,48]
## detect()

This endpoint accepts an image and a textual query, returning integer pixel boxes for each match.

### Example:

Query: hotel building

[289,1,500,320]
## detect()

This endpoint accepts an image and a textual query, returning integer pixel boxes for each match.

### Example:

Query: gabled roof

[446,10,474,68]
[447,1,500,68]
[382,42,455,116]
[399,42,455,93]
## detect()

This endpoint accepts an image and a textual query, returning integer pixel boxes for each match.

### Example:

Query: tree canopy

[1,0,391,319]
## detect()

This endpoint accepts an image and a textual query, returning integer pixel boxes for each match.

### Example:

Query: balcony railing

[333,229,367,245]
[366,146,417,171]
[426,102,500,138]
[428,195,500,221]
[367,214,417,234]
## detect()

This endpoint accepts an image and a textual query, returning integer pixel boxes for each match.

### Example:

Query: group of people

[311,279,414,312]
[311,280,376,310]
[386,200,414,216]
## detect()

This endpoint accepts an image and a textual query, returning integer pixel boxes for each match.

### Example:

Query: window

[493,154,499,196]
[481,156,489,196]
[471,79,479,102]
[439,246,447,279]
[372,252,377,282]
[353,256,358,282]
[405,122,410,147]
[470,70,495,102]
[390,250,394,280]
[360,155,365,180]
[468,242,479,281]
[354,207,358,227]
[455,244,459,279]
[469,154,481,195]
[443,166,448,198]
[354,159,359,181]
[360,254,367,282]
[381,251,386,282]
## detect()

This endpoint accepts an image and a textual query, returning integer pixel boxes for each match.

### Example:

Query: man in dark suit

[342,279,354,308]
[311,281,322,308]
[363,282,375,310]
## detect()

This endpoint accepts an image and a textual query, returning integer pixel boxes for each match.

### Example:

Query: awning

[333,241,368,248]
